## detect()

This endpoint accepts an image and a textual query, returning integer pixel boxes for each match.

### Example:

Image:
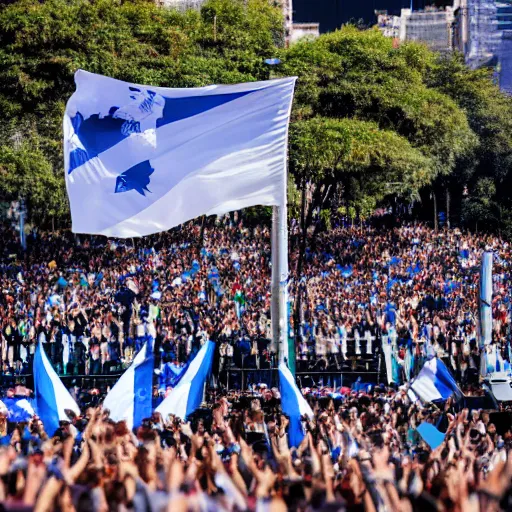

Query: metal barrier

[218,367,382,391]
[1,366,383,393]
[0,373,123,391]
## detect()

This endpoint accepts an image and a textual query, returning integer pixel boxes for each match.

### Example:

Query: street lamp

[264,58,282,80]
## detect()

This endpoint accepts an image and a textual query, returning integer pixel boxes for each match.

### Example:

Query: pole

[19,199,26,251]
[479,251,493,349]
[433,191,438,231]
[270,69,294,371]
[271,204,289,366]
[446,187,451,229]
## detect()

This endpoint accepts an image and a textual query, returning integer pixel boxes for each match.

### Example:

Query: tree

[290,117,433,239]
[428,53,512,235]
[0,0,283,224]
[0,138,67,223]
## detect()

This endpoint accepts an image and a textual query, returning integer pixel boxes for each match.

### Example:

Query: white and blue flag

[34,342,80,435]
[2,398,35,423]
[103,342,154,430]
[64,70,296,237]
[411,358,462,403]
[156,341,215,420]
[278,362,313,447]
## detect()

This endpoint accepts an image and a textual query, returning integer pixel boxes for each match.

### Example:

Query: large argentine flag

[279,362,313,447]
[103,342,154,430]
[156,341,215,420]
[64,70,296,237]
[34,342,80,435]
[411,358,462,403]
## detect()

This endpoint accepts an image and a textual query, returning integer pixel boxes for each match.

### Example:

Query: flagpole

[479,251,493,379]
[271,205,289,367]
[270,70,296,373]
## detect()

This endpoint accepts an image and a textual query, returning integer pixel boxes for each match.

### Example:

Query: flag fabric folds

[411,358,462,403]
[34,341,80,435]
[2,398,35,423]
[278,362,313,447]
[64,70,296,238]
[103,342,154,430]
[416,422,446,450]
[156,341,215,420]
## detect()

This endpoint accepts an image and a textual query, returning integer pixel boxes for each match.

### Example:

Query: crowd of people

[0,216,510,388]
[0,384,512,511]
[0,215,510,510]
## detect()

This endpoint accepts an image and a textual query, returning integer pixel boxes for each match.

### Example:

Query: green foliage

[0,139,67,220]
[289,116,433,220]
[428,53,512,234]
[282,27,476,180]
[0,0,510,234]
[0,0,282,225]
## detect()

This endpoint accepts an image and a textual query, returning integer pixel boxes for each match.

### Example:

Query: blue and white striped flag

[278,362,313,447]
[411,358,462,403]
[34,342,80,436]
[1,397,35,423]
[64,70,296,237]
[156,341,215,420]
[103,342,154,430]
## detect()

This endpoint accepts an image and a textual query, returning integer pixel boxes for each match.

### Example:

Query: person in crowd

[0,384,510,511]
[0,216,510,389]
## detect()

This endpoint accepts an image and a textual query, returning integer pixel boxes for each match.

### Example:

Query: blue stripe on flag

[34,344,62,436]
[279,362,313,447]
[69,82,254,174]
[433,359,460,398]
[133,349,154,428]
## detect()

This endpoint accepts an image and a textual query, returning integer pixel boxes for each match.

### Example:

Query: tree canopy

[0,0,511,235]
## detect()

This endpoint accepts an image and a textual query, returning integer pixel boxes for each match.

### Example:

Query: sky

[293,0,453,33]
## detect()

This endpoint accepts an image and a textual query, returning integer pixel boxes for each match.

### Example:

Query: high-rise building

[457,0,512,92]
[465,0,500,67]
[399,6,455,52]
[277,0,294,46]
[159,0,207,8]
[497,2,512,92]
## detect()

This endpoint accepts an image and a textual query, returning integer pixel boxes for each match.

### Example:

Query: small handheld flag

[156,341,215,420]
[34,342,80,436]
[2,398,35,423]
[103,341,154,430]
[279,362,313,447]
[411,358,462,403]
[416,422,446,450]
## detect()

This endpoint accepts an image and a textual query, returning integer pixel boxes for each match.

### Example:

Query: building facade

[376,11,402,39]
[290,22,320,43]
[399,6,455,52]
[160,0,208,9]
